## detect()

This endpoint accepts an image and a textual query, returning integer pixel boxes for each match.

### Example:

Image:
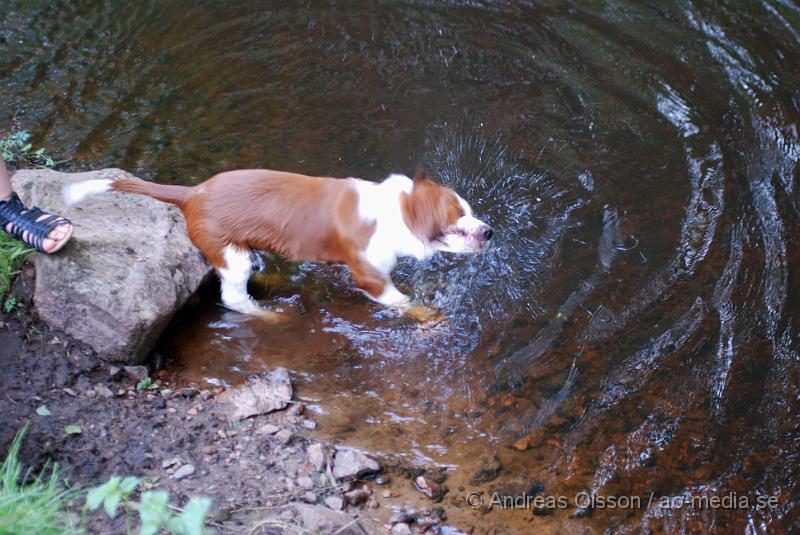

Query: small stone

[297,476,314,490]
[344,486,371,506]
[276,429,293,444]
[187,406,198,417]
[287,402,304,416]
[123,365,149,382]
[200,389,213,400]
[217,368,292,420]
[302,419,317,430]
[382,489,393,499]
[152,397,166,410]
[367,498,379,509]
[391,523,412,535]
[85,389,97,399]
[259,424,281,435]
[470,453,502,485]
[200,446,217,455]
[375,475,390,485]
[178,387,200,398]
[332,449,381,481]
[511,438,530,451]
[324,495,344,511]
[172,464,195,480]
[162,457,181,469]
[116,388,127,397]
[307,443,326,471]
[303,492,317,504]
[414,476,445,501]
[107,366,122,380]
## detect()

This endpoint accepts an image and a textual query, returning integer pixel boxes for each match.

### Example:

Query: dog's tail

[64,178,191,207]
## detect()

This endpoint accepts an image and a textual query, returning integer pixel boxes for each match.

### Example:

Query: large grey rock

[11,168,211,363]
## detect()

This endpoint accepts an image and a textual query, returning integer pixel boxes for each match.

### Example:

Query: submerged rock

[11,168,211,364]
[217,368,293,420]
[469,453,502,485]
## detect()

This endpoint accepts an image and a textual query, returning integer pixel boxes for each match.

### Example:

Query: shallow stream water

[2,1,799,533]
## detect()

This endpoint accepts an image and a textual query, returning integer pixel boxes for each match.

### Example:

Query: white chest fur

[352,174,432,274]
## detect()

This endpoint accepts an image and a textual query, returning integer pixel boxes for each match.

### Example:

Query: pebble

[391,523,412,535]
[172,464,195,480]
[324,495,344,511]
[297,476,314,490]
[276,429,293,444]
[259,424,281,435]
[303,491,317,504]
[302,419,317,430]
[511,438,530,451]
[107,365,122,380]
[123,365,149,382]
[307,443,326,471]
[375,475,390,485]
[383,490,393,498]
[162,457,181,469]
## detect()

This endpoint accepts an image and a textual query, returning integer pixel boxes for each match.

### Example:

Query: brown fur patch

[400,169,464,243]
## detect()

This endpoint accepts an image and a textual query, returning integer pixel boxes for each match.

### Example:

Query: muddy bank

[0,272,466,535]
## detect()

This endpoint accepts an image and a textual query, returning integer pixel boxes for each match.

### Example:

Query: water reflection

[3,0,799,532]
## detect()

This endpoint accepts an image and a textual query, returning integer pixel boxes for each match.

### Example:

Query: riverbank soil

[0,273,390,534]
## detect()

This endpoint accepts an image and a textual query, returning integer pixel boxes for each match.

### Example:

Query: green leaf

[64,424,82,435]
[179,496,212,535]
[119,476,140,495]
[103,492,121,519]
[86,477,120,511]
[136,490,171,535]
[4,297,17,313]
[136,378,152,390]
[35,405,51,416]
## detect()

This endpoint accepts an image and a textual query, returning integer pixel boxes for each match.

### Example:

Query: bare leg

[0,159,12,200]
[1,158,73,252]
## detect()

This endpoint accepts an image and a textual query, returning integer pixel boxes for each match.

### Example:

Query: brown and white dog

[65,168,492,315]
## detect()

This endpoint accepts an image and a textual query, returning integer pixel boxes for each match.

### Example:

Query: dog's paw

[376,286,411,308]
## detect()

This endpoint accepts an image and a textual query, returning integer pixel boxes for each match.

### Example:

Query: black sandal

[0,192,73,253]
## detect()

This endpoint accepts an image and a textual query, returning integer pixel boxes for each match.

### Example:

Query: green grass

[1,128,53,309]
[0,423,83,535]
[0,231,33,309]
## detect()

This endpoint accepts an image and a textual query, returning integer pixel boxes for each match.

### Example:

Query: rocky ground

[0,272,470,535]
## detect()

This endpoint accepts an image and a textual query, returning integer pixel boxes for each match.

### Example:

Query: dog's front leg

[348,256,409,308]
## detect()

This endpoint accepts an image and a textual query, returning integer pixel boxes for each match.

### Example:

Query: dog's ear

[413,165,429,184]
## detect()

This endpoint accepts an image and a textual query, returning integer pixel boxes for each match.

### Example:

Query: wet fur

[67,168,489,314]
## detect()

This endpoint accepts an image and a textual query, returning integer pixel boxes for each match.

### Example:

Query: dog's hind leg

[217,244,264,315]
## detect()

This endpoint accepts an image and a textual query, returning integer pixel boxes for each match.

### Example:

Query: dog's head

[400,168,493,253]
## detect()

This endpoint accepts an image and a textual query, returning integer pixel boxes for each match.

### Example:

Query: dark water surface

[3,1,800,533]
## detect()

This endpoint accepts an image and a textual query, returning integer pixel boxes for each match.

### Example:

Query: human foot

[0,192,73,253]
